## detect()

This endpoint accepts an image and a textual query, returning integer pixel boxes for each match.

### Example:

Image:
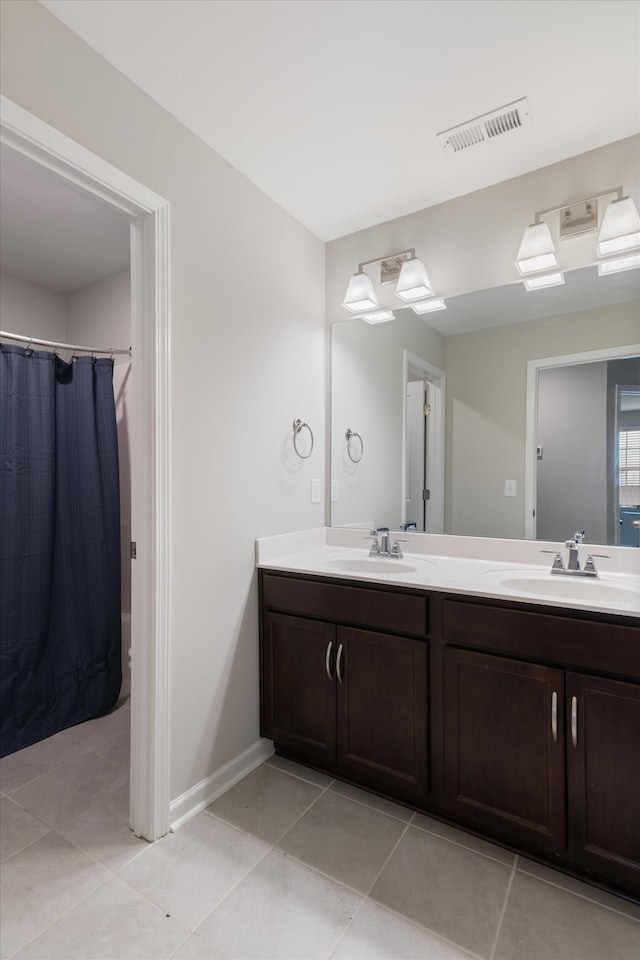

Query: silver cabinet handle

[336,643,344,684]
[325,640,333,681]
[551,691,558,743]
[571,695,578,748]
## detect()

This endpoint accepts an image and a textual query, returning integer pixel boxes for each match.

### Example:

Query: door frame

[1,95,172,841]
[524,342,640,541]
[401,351,445,533]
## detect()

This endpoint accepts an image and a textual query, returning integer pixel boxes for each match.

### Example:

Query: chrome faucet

[543,530,610,578]
[365,528,408,558]
[566,531,585,571]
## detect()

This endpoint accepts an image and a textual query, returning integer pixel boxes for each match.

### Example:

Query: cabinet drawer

[443,599,640,677]
[262,574,428,637]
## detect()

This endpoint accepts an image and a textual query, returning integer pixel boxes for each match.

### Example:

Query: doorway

[1,95,171,841]
[402,351,445,534]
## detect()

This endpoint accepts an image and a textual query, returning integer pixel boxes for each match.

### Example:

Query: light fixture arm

[532,187,623,225]
[355,248,416,272]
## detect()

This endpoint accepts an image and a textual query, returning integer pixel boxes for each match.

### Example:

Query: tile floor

[2,704,640,959]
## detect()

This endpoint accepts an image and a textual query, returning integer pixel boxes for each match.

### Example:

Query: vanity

[258,528,640,902]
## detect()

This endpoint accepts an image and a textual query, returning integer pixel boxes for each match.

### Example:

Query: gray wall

[536,362,608,543]
[1,0,326,803]
[443,299,639,540]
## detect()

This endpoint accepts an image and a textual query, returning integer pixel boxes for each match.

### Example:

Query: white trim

[524,342,640,541]
[169,739,275,833]
[1,96,172,842]
[401,351,445,534]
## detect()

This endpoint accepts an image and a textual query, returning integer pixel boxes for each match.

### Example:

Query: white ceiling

[0,145,130,293]
[40,0,640,242]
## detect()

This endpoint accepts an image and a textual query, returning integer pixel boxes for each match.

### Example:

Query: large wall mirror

[330,265,640,547]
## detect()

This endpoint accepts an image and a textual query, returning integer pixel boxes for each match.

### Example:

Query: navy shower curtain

[0,344,122,757]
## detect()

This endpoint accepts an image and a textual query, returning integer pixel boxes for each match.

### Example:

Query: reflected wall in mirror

[530,352,639,547]
[330,265,640,546]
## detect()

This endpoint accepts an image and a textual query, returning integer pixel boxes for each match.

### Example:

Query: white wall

[331,313,444,529]
[1,271,66,342]
[67,269,132,620]
[325,135,640,324]
[1,0,325,803]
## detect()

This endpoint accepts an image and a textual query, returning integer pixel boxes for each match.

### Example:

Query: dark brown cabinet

[260,574,429,803]
[259,570,640,900]
[443,647,566,854]
[336,627,427,802]
[567,673,640,894]
[262,612,336,768]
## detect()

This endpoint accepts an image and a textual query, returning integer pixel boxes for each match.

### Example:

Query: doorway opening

[1,95,171,840]
[402,351,445,534]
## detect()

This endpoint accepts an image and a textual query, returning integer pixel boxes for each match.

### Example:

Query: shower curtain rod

[0,330,131,357]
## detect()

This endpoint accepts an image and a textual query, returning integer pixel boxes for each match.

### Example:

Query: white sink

[482,572,638,605]
[320,556,434,576]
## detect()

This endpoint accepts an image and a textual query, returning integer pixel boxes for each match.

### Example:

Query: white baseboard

[168,738,274,832]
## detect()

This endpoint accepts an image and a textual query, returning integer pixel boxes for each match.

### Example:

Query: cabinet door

[336,627,428,803]
[567,673,640,895]
[444,647,566,853]
[262,613,337,769]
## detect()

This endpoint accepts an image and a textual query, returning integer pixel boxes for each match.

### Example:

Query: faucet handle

[541,550,565,571]
[390,539,409,558]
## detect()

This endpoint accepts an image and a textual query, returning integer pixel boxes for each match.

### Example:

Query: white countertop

[256,528,640,618]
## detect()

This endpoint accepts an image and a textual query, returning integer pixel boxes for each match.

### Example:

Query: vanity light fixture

[515,222,559,276]
[359,309,395,324]
[598,252,640,276]
[394,256,433,302]
[342,248,442,316]
[342,269,379,313]
[516,187,640,290]
[523,272,565,291]
[597,197,640,256]
[411,298,447,314]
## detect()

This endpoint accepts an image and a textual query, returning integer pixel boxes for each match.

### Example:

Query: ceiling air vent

[437,98,531,154]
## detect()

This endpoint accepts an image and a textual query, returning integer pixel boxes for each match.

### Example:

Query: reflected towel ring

[345,428,364,463]
[293,418,314,459]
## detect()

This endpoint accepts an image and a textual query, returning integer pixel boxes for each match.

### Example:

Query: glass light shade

[360,309,395,324]
[523,272,565,291]
[411,298,447,314]
[515,222,559,275]
[343,271,378,313]
[598,252,640,276]
[395,257,433,302]
[597,197,640,256]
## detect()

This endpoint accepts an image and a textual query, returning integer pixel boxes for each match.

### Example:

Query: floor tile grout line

[265,755,335,790]
[362,820,490,960]
[488,858,516,960]
[324,895,369,960]
[5,762,132,838]
[5,867,114,959]
[513,862,640,925]
[410,818,516,869]
[363,816,414,898]
[360,896,487,960]
[328,784,417,824]
[267,758,420,826]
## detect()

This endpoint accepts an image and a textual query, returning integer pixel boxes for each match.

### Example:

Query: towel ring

[293,418,314,459]
[345,428,364,463]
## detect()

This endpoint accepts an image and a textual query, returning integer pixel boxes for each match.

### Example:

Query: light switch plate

[311,479,321,503]
[331,479,338,502]
[504,479,517,497]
